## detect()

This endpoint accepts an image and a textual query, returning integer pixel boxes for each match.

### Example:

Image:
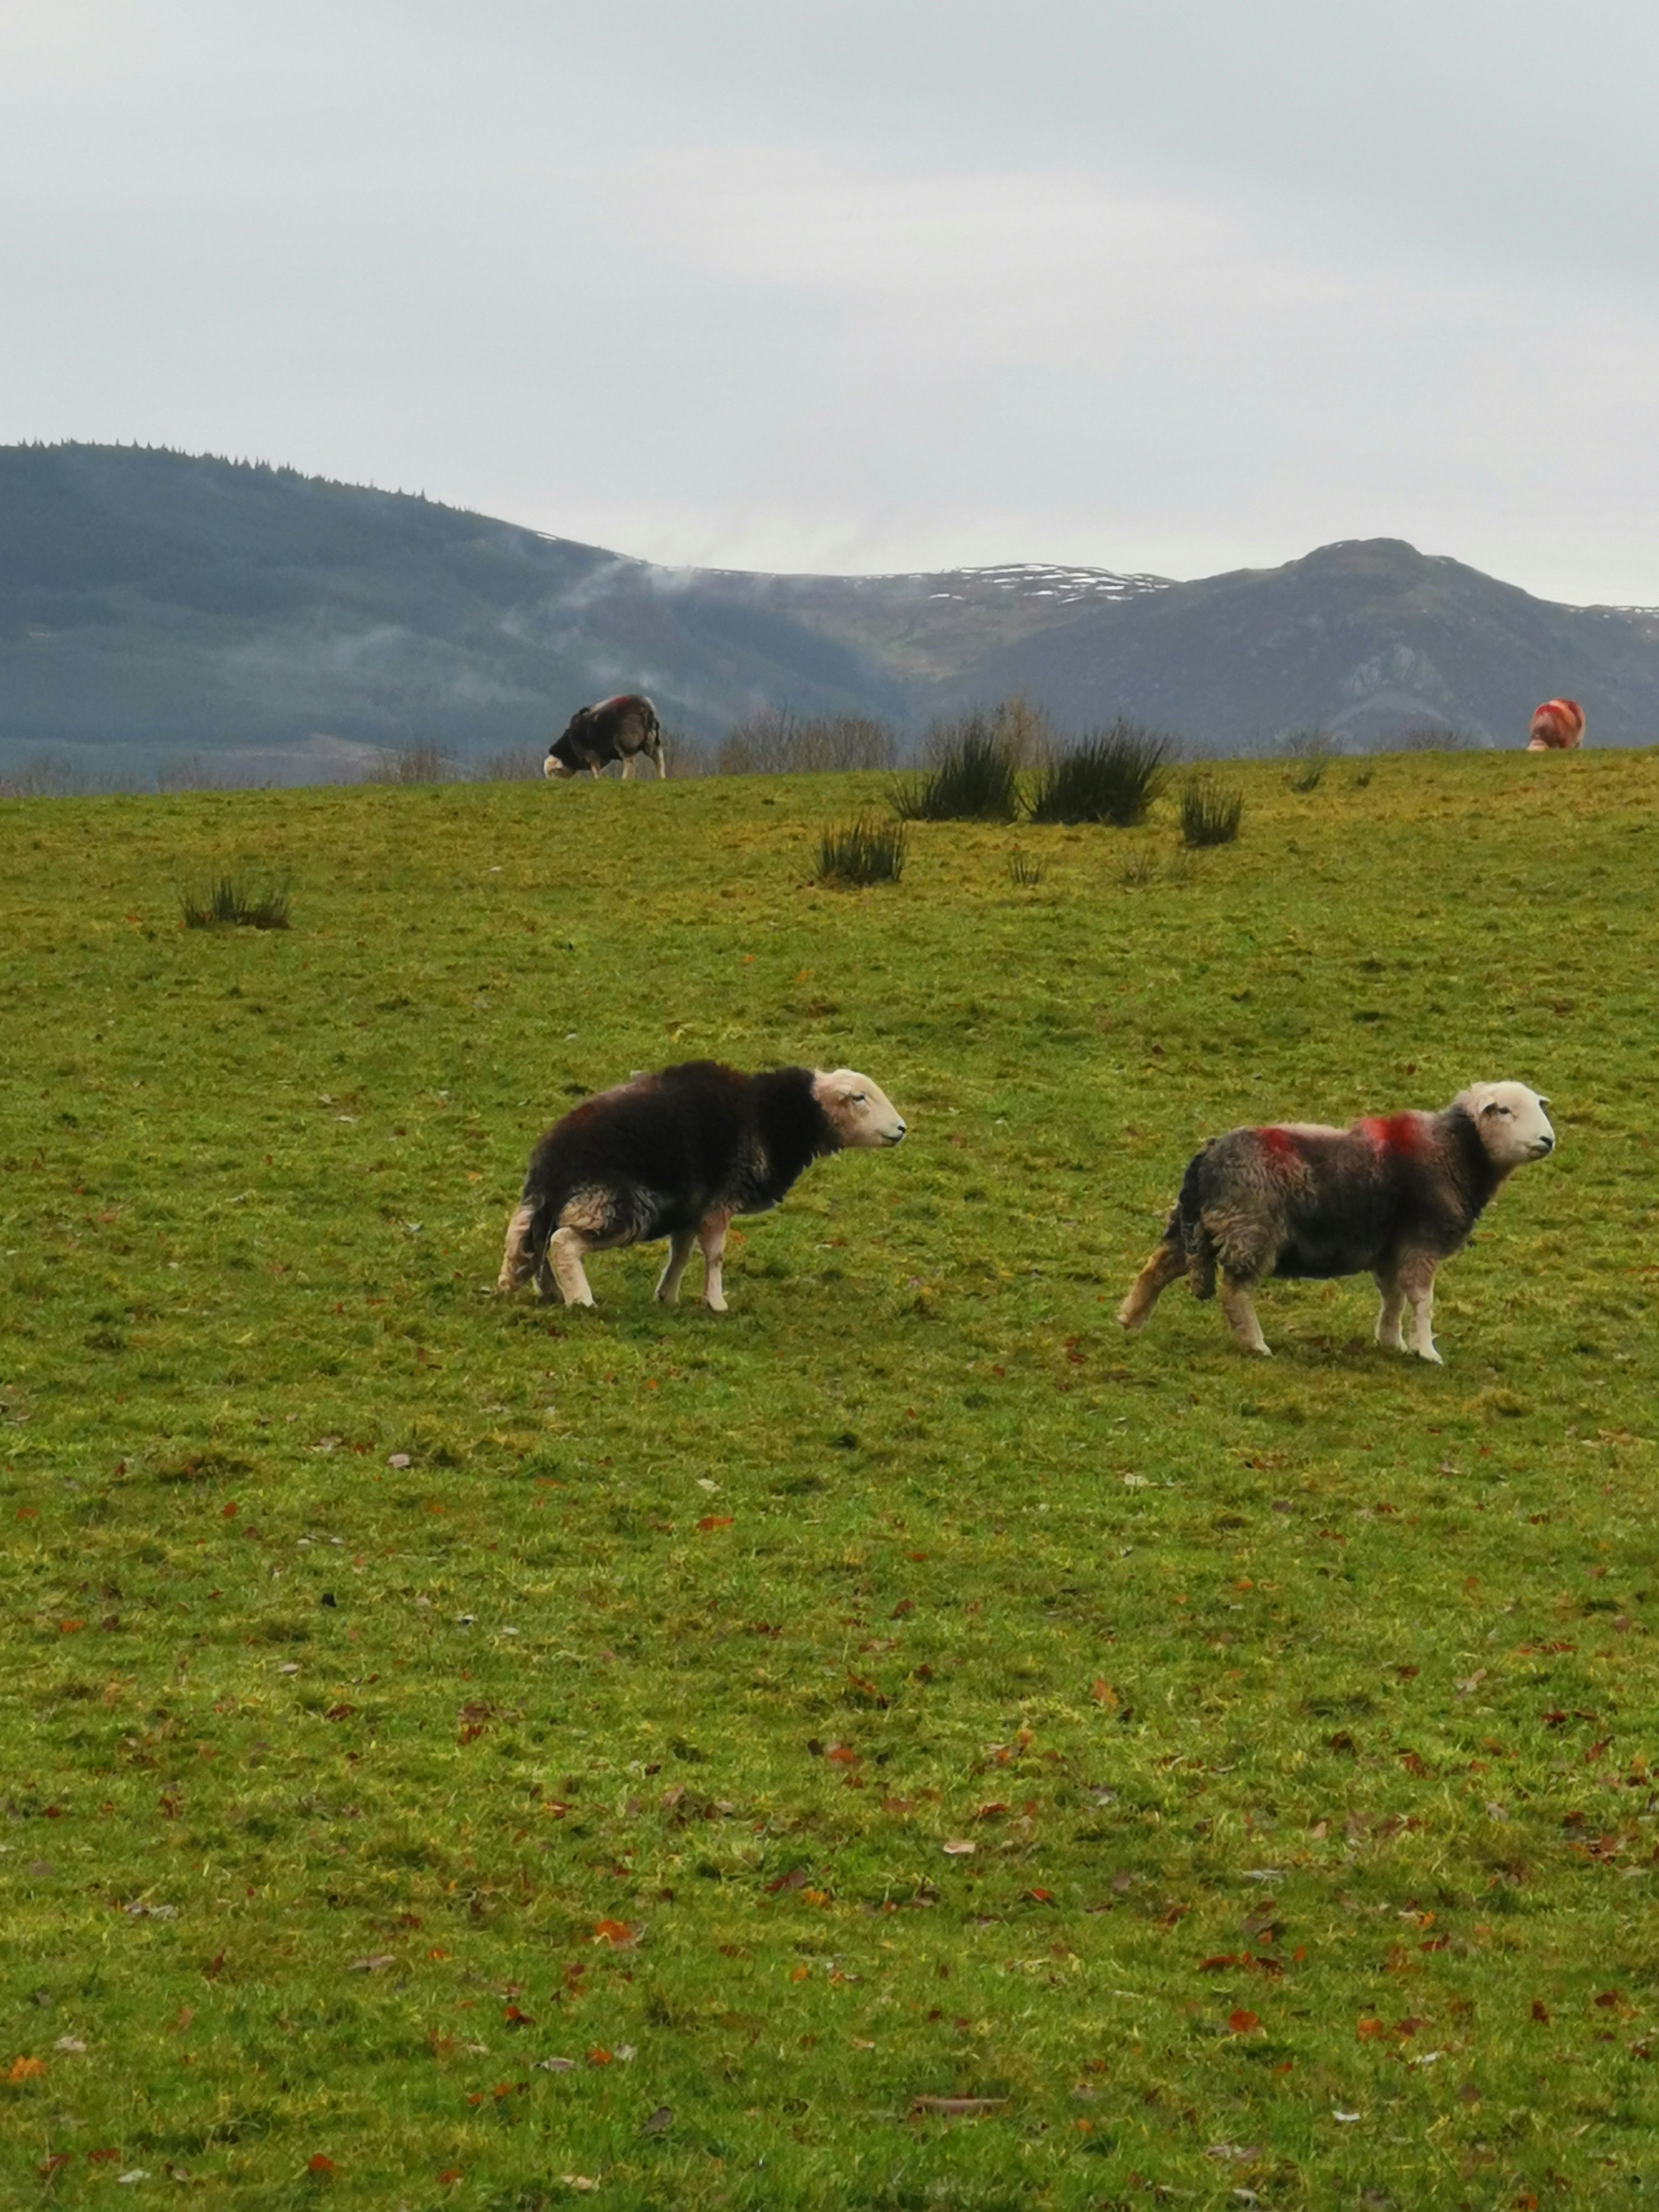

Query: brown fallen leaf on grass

[7,2057,46,2082]
[908,2095,1009,2117]
[640,2105,672,2135]
[592,1919,639,1947]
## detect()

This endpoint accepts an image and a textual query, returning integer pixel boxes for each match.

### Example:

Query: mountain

[2,444,1656,783]
[932,537,1659,751]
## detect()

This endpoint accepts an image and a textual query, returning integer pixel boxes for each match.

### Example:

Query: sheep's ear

[1480,1098,1503,1116]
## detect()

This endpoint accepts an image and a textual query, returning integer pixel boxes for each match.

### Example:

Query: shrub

[894,716,1021,822]
[1178,773,1244,847]
[179,874,292,930]
[815,816,907,887]
[1279,729,1338,791]
[472,746,544,782]
[717,710,898,776]
[367,742,457,785]
[1028,720,1173,826]
[985,695,1058,768]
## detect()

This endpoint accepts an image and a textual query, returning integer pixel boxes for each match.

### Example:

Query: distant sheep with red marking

[1527,698,1585,751]
[1118,1083,1555,1361]
[498,1058,907,1312]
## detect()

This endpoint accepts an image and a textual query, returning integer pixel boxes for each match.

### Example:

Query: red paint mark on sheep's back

[1359,1111,1426,1155]
[1528,697,1585,749]
[1255,1127,1301,1159]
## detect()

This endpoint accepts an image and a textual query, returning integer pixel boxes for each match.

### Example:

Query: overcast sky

[4,1,1657,601]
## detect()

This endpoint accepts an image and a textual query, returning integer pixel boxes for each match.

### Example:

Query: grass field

[3,751,1657,2210]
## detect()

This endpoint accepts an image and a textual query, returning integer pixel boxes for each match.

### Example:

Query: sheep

[545,694,665,780]
[497,1059,907,1310]
[1527,698,1585,751]
[1118,1082,1554,1361]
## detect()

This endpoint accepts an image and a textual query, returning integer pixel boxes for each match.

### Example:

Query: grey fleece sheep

[1118,1082,1555,1361]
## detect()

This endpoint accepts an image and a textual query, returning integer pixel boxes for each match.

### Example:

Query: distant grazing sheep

[498,1059,907,1310]
[1119,1083,1555,1361]
[545,694,665,780]
[1527,698,1585,751]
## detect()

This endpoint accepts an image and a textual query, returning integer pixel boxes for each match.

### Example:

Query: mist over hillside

[2,444,1656,784]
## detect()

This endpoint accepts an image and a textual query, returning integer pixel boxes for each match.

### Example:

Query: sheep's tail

[497,1181,558,1293]
[1175,1148,1218,1300]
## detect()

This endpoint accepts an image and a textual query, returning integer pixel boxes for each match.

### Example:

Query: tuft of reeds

[1178,773,1244,848]
[1007,851,1045,887]
[815,816,907,887]
[1028,720,1173,826]
[1279,729,1338,791]
[179,874,292,930]
[894,717,1021,822]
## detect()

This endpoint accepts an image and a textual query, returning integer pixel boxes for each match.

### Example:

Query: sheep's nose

[1537,1133,1554,1152]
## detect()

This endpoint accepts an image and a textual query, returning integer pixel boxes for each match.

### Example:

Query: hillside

[0,444,911,780]
[4,444,1658,780]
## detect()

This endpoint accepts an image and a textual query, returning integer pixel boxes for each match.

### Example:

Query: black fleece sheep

[1118,1082,1554,1361]
[544,694,665,781]
[497,1059,907,1310]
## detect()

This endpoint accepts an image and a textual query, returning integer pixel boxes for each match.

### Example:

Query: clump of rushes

[1007,851,1045,886]
[894,717,1021,822]
[1281,729,1336,791]
[816,816,907,886]
[1179,773,1245,847]
[1028,720,1172,826]
[179,874,292,930]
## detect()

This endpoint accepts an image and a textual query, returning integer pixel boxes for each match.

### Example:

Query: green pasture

[2,752,1657,2209]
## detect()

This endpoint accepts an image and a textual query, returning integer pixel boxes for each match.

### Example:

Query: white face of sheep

[1463,1082,1555,1170]
[813,1070,907,1148]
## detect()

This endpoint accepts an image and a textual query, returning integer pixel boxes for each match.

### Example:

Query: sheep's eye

[852,1092,867,1105]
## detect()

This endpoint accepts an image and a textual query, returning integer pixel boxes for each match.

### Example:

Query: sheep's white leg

[588,761,603,780]
[1373,1270,1406,1352]
[652,747,666,779]
[548,1225,598,1307]
[655,1227,697,1305]
[1401,1259,1441,1364]
[699,1209,732,1312]
[497,1202,538,1293]
[1220,1276,1272,1356]
[1118,1241,1185,1330]
[621,754,637,780]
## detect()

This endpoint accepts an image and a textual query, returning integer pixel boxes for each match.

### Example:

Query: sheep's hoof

[1415,1346,1444,1366]
[704,1295,728,1314]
